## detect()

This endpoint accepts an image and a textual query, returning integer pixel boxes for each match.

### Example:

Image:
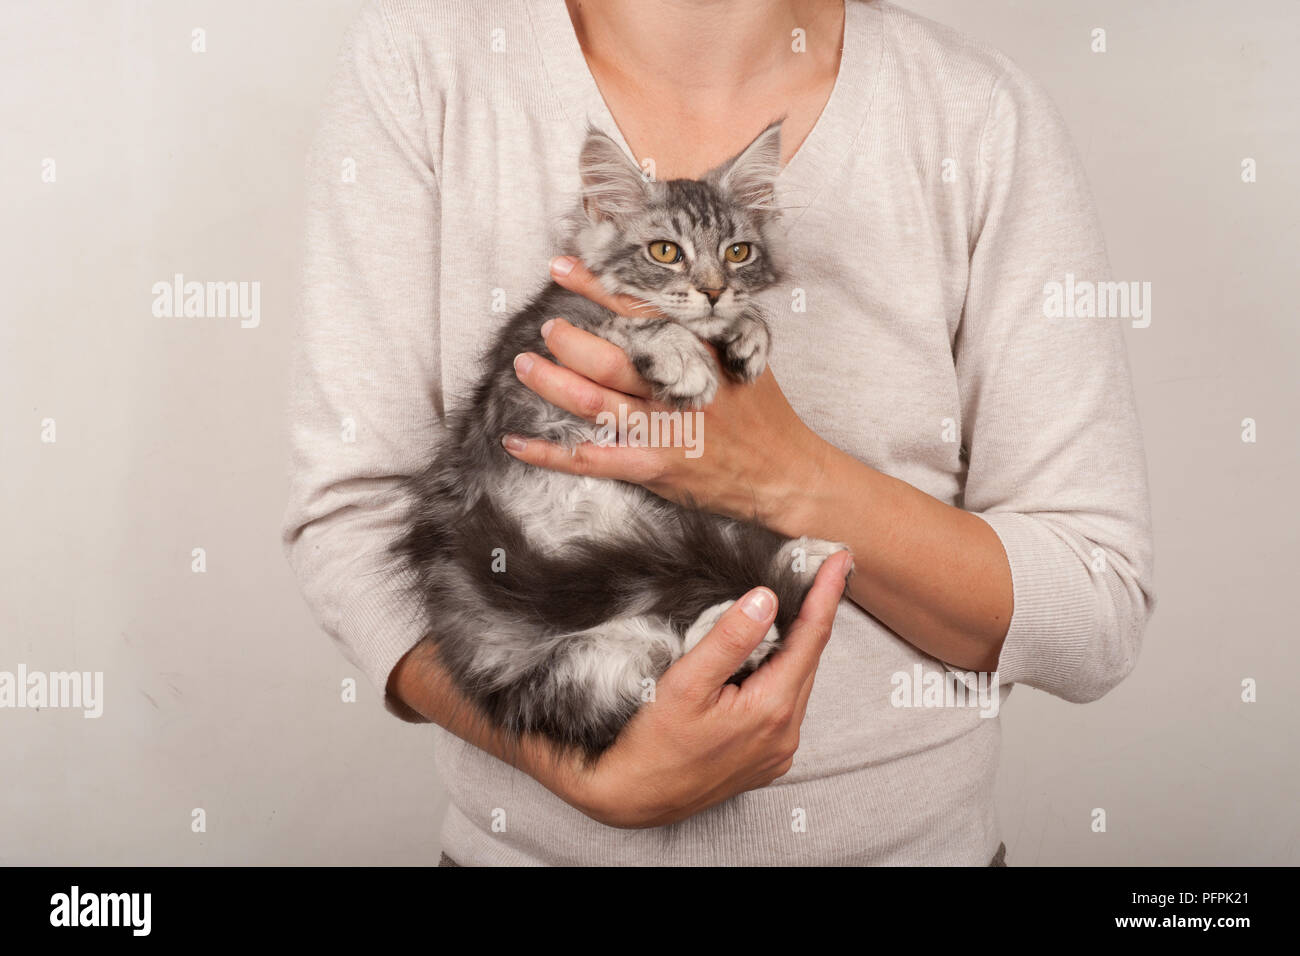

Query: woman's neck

[564,0,846,176]
[567,0,842,93]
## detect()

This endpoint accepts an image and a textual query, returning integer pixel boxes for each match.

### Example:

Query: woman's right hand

[533,549,852,829]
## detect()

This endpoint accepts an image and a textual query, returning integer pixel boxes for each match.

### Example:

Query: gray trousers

[439,842,1009,867]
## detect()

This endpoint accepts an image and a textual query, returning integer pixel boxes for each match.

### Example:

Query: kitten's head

[571,122,784,326]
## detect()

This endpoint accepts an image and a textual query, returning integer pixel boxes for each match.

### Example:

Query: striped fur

[390,123,843,759]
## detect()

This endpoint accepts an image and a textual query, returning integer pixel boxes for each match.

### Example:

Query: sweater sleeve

[280,2,442,717]
[956,63,1155,703]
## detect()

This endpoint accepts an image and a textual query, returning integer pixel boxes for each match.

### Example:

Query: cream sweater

[281,0,1155,865]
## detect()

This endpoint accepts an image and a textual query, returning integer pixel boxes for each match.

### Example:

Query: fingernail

[502,434,527,452]
[740,588,776,622]
[550,255,577,277]
[838,551,854,579]
[513,353,534,376]
[540,319,555,338]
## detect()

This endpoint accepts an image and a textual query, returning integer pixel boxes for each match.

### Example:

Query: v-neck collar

[525,0,882,235]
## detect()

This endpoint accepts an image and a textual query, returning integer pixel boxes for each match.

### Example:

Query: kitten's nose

[701,288,723,306]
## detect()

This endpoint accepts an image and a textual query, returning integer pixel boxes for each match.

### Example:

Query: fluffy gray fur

[390,123,842,759]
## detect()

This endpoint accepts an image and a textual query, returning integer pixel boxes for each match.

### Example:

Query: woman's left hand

[502,256,828,535]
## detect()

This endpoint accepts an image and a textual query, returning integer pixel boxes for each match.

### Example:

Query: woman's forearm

[387,640,573,785]
[765,436,1014,672]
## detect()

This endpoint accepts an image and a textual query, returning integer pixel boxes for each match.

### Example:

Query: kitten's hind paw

[683,600,781,675]
[773,537,851,579]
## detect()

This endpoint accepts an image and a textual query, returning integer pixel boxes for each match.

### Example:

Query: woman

[282,0,1154,866]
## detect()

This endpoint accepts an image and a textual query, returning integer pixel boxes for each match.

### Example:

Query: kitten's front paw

[717,314,771,383]
[631,324,719,409]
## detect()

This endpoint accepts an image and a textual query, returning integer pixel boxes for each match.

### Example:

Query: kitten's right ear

[579,128,648,223]
[713,120,783,215]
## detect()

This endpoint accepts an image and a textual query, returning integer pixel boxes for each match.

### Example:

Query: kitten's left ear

[712,120,783,214]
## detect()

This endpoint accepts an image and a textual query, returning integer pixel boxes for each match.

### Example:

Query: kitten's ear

[579,128,648,223]
[713,120,782,214]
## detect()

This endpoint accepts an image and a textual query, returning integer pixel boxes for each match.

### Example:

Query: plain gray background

[2,0,1297,865]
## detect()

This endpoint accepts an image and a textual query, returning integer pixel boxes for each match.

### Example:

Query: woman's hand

[531,549,851,829]
[502,256,829,535]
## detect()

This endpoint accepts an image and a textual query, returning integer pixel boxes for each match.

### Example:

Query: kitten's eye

[648,241,682,264]
[724,242,752,263]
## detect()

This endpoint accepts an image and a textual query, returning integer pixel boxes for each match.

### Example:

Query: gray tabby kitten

[391,123,843,759]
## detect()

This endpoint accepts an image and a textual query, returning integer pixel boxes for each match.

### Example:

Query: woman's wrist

[760,429,849,540]
[528,745,664,829]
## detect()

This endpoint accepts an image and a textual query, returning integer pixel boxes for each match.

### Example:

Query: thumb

[673,588,778,699]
